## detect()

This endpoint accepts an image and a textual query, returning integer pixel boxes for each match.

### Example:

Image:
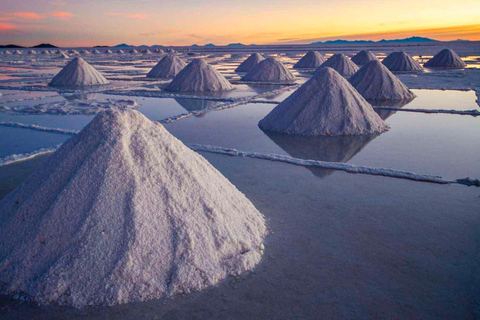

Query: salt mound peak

[147,54,187,78]
[0,110,266,308]
[293,51,325,69]
[166,59,234,92]
[242,57,295,82]
[382,51,423,71]
[49,57,109,87]
[259,67,389,136]
[424,48,466,69]
[317,54,359,77]
[235,53,265,72]
[349,60,416,101]
[351,50,378,66]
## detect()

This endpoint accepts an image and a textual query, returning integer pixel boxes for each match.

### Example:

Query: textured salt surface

[382,51,423,72]
[424,48,466,69]
[147,55,186,79]
[0,110,266,308]
[351,50,378,66]
[317,54,359,77]
[259,67,389,136]
[49,57,109,87]
[235,53,265,73]
[242,57,295,82]
[293,51,325,69]
[349,60,416,100]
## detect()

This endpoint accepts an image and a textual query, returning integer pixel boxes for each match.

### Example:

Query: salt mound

[351,50,378,66]
[317,54,359,77]
[105,49,113,54]
[0,110,266,308]
[166,59,234,92]
[155,49,165,54]
[382,51,423,71]
[28,50,36,55]
[258,67,388,136]
[118,49,125,54]
[424,48,466,68]
[93,49,101,54]
[293,51,325,69]
[235,53,265,72]
[70,50,79,55]
[4,50,12,55]
[147,54,186,78]
[14,50,23,55]
[144,49,152,54]
[59,52,70,59]
[80,50,91,55]
[242,57,295,82]
[130,49,139,54]
[49,57,109,87]
[349,60,416,100]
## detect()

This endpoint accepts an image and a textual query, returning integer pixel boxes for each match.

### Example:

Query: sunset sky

[1,0,479,47]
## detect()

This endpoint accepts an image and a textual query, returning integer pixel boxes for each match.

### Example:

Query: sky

[1,0,479,47]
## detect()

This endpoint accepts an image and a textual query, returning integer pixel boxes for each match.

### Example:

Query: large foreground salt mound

[382,51,423,71]
[166,59,234,92]
[293,51,325,69]
[349,60,416,101]
[316,54,359,77]
[235,53,264,72]
[49,57,109,87]
[147,54,186,78]
[351,50,378,66]
[259,67,388,136]
[424,48,466,68]
[0,110,266,308]
[242,57,295,82]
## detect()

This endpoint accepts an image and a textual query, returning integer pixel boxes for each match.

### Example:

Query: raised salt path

[382,51,423,71]
[258,67,389,136]
[0,110,266,308]
[49,57,109,87]
[424,48,466,69]
[242,57,295,82]
[293,51,325,69]
[147,54,187,78]
[316,54,359,77]
[349,60,416,101]
[235,53,265,72]
[351,50,378,66]
[166,59,234,92]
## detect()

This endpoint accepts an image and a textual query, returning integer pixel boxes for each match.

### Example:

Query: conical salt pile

[14,50,23,55]
[258,67,388,136]
[351,50,378,66]
[382,51,423,71]
[155,48,165,54]
[130,49,139,54]
[28,50,37,55]
[80,50,91,55]
[0,110,266,308]
[349,60,416,101]
[59,51,70,59]
[105,49,113,54]
[317,54,359,77]
[144,49,152,54]
[235,53,265,72]
[166,59,234,92]
[147,54,186,78]
[4,50,12,55]
[49,57,109,86]
[424,48,466,68]
[118,49,125,54]
[242,57,295,82]
[93,49,101,54]
[70,50,79,55]
[293,51,325,69]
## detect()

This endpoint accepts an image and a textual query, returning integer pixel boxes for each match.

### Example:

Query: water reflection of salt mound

[351,50,378,66]
[264,131,378,178]
[174,98,219,116]
[235,53,265,72]
[317,54,359,77]
[293,51,325,69]
[242,57,295,82]
[382,51,423,71]
[370,98,414,120]
[0,110,266,308]
[424,48,466,69]
[147,54,186,78]
[49,57,109,87]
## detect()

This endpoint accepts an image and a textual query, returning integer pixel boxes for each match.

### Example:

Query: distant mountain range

[32,43,58,48]
[0,43,57,49]
[311,37,438,45]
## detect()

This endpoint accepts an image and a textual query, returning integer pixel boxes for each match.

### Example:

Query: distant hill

[227,43,245,47]
[312,36,438,45]
[204,43,215,47]
[32,43,57,48]
[0,44,25,49]
[191,44,199,47]
[114,43,132,48]
[94,45,110,48]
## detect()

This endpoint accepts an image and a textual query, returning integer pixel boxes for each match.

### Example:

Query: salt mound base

[235,53,265,72]
[349,60,416,101]
[147,54,186,78]
[166,59,234,92]
[0,110,266,308]
[49,57,109,87]
[258,67,388,136]
[424,48,466,68]
[242,57,295,82]
[317,54,359,77]
[293,51,325,69]
[382,51,423,71]
[351,50,378,66]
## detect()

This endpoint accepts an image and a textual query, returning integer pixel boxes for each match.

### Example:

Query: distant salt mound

[130,49,139,54]
[154,48,165,54]
[293,51,325,69]
[147,54,186,78]
[317,54,359,77]
[4,50,12,55]
[49,57,109,87]
[351,50,378,66]
[59,51,70,59]
[166,59,234,92]
[349,60,416,101]
[259,67,388,136]
[242,57,295,82]
[28,50,37,55]
[382,51,423,71]
[14,50,22,55]
[235,53,265,72]
[70,50,79,55]
[105,49,113,54]
[80,50,91,55]
[0,110,266,308]
[144,49,152,54]
[92,49,101,54]
[118,49,125,54]
[424,48,466,69]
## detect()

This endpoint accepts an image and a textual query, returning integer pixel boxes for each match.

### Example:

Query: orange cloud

[0,22,21,35]
[50,12,73,20]
[11,12,44,20]
[107,13,151,19]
